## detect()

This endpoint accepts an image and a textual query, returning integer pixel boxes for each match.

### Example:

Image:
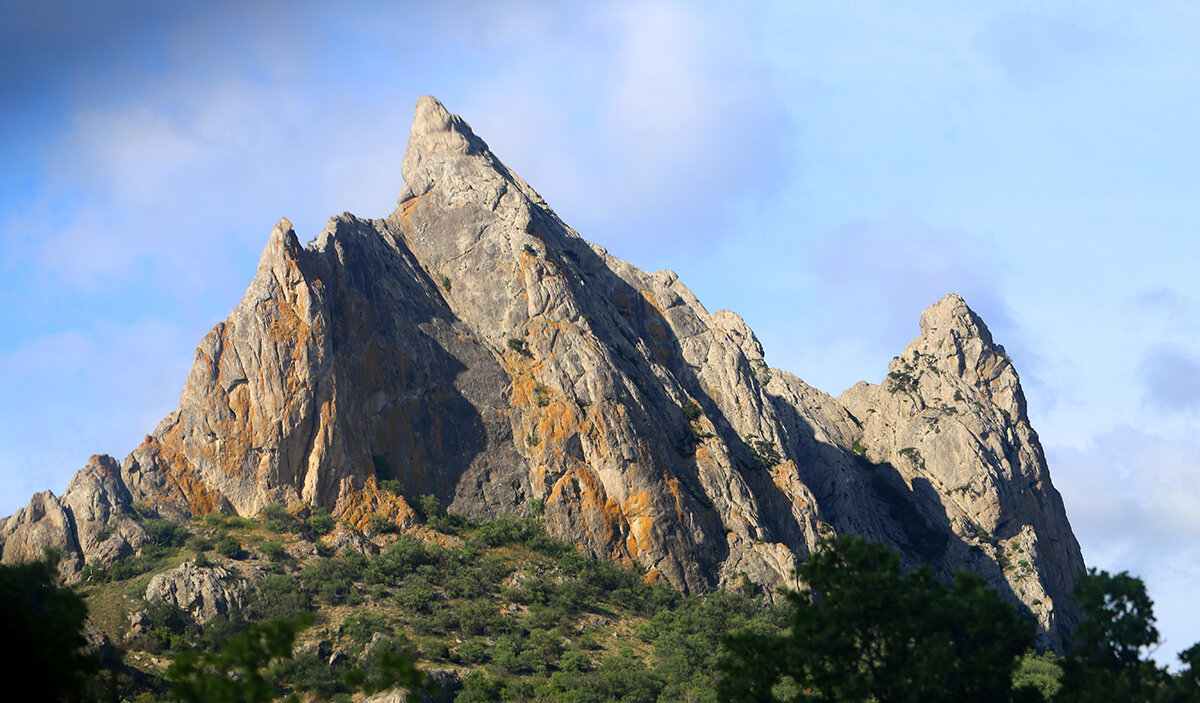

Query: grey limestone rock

[0,97,1085,649]
[143,560,250,623]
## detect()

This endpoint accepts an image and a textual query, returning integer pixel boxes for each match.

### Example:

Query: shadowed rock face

[0,96,1085,649]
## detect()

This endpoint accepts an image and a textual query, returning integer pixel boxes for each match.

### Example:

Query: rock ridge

[0,97,1085,650]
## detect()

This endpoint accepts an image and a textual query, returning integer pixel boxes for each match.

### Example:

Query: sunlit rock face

[0,96,1084,650]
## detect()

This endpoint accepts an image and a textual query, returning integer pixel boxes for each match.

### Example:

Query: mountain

[0,96,1085,650]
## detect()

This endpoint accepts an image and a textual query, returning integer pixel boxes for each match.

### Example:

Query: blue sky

[3,0,1199,662]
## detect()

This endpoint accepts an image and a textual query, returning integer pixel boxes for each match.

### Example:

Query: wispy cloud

[1141,345,1200,413]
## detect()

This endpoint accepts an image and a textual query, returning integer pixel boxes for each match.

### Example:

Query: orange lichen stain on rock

[534,401,584,464]
[335,476,416,532]
[642,569,664,585]
[398,195,423,231]
[548,465,624,550]
[139,434,220,516]
[262,292,310,346]
[663,473,687,522]
[622,490,657,559]
[769,460,809,508]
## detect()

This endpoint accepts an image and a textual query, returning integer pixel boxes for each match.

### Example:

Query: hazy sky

[3,0,1198,663]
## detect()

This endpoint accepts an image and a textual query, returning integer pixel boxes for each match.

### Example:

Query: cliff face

[0,97,1084,648]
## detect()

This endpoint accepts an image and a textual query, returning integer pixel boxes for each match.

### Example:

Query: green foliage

[174,614,421,702]
[341,612,392,644]
[169,617,307,703]
[415,493,444,522]
[720,535,1034,702]
[215,534,246,560]
[0,551,97,701]
[130,501,159,521]
[304,508,336,538]
[379,479,404,496]
[886,369,918,394]
[1054,568,1200,702]
[260,540,288,562]
[540,646,665,702]
[1014,651,1062,699]
[534,382,550,407]
[850,438,871,462]
[437,273,451,292]
[507,337,532,358]
[682,399,702,422]
[369,514,398,534]
[134,600,199,654]
[248,574,311,622]
[82,550,166,583]
[527,497,545,518]
[302,556,360,605]
[747,435,782,467]
[258,503,298,533]
[346,636,424,695]
[79,516,192,583]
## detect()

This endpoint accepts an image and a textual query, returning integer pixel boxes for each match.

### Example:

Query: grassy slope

[80,504,788,702]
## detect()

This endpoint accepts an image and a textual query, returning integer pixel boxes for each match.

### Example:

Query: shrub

[134,601,197,654]
[304,509,335,538]
[260,541,288,562]
[142,518,190,548]
[246,574,310,622]
[215,535,245,560]
[258,503,298,534]
[342,613,392,645]
[345,636,423,696]
[129,502,158,521]
[302,558,357,606]
[527,498,544,518]
[395,575,437,612]
[507,338,532,357]
[368,515,397,535]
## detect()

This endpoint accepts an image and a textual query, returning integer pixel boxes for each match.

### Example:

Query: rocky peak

[879,293,1025,425]
[0,97,1085,650]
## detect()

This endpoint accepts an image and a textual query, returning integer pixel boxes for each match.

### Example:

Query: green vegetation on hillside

[57,500,787,701]
[9,503,1200,702]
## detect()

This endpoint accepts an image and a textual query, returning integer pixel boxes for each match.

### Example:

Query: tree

[719,535,1036,703]
[1055,569,1200,703]
[0,550,98,702]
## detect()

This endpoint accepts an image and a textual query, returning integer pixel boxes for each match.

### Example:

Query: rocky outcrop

[839,294,1085,644]
[0,97,1085,648]
[143,560,251,622]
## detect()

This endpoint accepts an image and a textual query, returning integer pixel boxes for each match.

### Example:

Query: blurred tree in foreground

[0,551,98,702]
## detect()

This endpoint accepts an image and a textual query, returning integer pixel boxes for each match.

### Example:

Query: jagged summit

[0,97,1085,650]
